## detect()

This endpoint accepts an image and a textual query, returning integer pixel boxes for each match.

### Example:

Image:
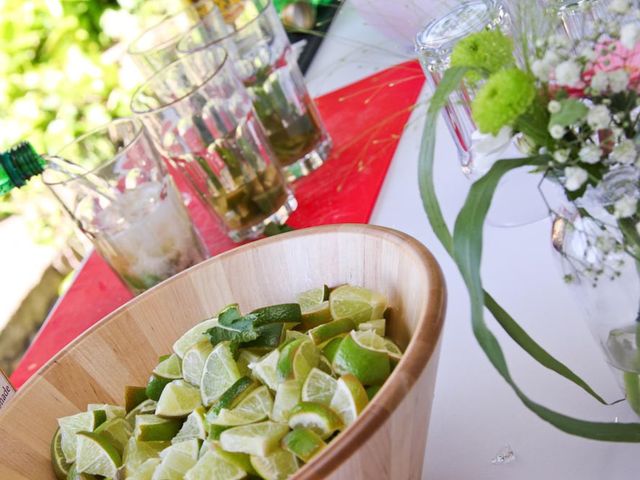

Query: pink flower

[583,40,640,91]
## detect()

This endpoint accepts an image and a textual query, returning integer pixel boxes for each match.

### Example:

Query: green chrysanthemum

[451,29,514,79]
[471,68,537,135]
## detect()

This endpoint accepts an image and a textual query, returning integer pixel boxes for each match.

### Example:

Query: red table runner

[11,60,425,388]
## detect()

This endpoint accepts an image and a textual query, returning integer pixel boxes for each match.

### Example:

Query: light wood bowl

[0,224,446,479]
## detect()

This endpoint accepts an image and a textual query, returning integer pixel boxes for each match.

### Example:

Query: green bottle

[0,142,46,194]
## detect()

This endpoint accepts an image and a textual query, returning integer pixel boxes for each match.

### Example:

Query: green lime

[251,349,280,391]
[236,349,261,377]
[152,439,200,479]
[301,367,337,406]
[358,318,386,337]
[211,385,273,426]
[219,421,289,457]
[332,332,390,385]
[58,410,107,463]
[50,428,71,480]
[276,338,319,382]
[317,355,333,375]
[270,379,301,423]
[182,341,213,386]
[125,399,157,428]
[201,342,242,407]
[383,338,403,361]
[300,301,332,330]
[172,318,219,358]
[172,406,207,444]
[156,379,202,417]
[307,318,355,345]
[281,427,326,462]
[66,463,97,480]
[287,402,342,439]
[320,334,346,363]
[330,374,369,427]
[250,448,299,480]
[123,437,167,474]
[285,330,307,343]
[87,403,125,420]
[366,384,382,400]
[133,414,183,442]
[94,417,132,454]
[297,285,330,310]
[126,458,160,480]
[200,440,256,475]
[207,376,256,422]
[146,374,173,402]
[75,431,121,478]
[124,386,149,413]
[153,353,183,380]
[329,285,387,325]
[184,450,246,480]
[251,303,302,327]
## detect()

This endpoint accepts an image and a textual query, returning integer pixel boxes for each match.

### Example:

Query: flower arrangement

[419,0,640,441]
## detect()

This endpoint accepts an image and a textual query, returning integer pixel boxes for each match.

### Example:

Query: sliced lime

[206,376,256,422]
[58,410,107,463]
[172,318,218,358]
[153,354,183,380]
[88,403,126,420]
[211,385,273,426]
[236,349,261,377]
[332,332,390,385]
[123,437,168,474]
[66,463,97,480]
[270,379,301,423]
[124,386,149,413]
[321,335,345,364]
[329,285,387,325]
[301,367,337,406]
[133,414,183,442]
[358,318,386,337]
[127,458,160,480]
[182,341,213,386]
[50,428,71,480]
[251,349,280,391]
[146,374,173,402]
[172,406,207,444]
[250,448,299,480]
[296,285,330,310]
[201,342,242,407]
[184,450,246,480]
[276,338,319,382]
[94,417,132,454]
[153,439,200,479]
[282,427,326,462]
[383,338,403,361]
[75,431,121,478]
[300,301,332,330]
[219,421,289,457]
[125,399,157,427]
[366,384,382,400]
[330,374,369,427]
[156,379,202,417]
[287,401,342,439]
[308,318,355,345]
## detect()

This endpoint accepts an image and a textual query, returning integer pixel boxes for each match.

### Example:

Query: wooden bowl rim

[6,224,446,478]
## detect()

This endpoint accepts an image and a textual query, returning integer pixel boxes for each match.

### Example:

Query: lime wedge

[330,374,369,427]
[58,410,106,463]
[317,355,333,375]
[153,439,199,480]
[251,349,280,391]
[301,367,337,406]
[282,427,326,462]
[201,441,256,475]
[287,401,342,439]
[182,341,213,386]
[66,463,97,480]
[127,458,160,480]
[88,403,126,420]
[236,349,261,377]
[50,428,71,480]
[94,417,132,454]
[172,406,207,444]
[351,329,387,353]
[321,335,345,364]
[307,318,355,345]
[75,431,122,478]
[146,374,173,402]
[133,414,182,442]
[276,338,319,382]
[300,301,332,330]
[156,379,202,417]
[123,437,168,474]
[125,399,157,427]
[332,332,390,385]
[153,354,183,380]
[219,421,289,456]
[125,386,149,413]
[358,318,386,337]
[329,285,387,325]
[211,385,273,426]
[366,384,382,400]
[172,318,218,358]
[201,342,242,406]
[207,376,256,422]
[383,338,403,361]
[296,285,329,310]
[270,380,301,423]
[184,450,246,480]
[250,448,299,480]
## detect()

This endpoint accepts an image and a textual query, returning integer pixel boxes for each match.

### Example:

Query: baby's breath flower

[451,30,514,76]
[548,100,562,113]
[608,70,629,93]
[532,60,551,81]
[580,47,597,61]
[590,71,609,93]
[611,139,637,164]
[579,144,602,164]
[549,124,566,139]
[621,23,640,50]
[587,104,611,130]
[609,0,631,14]
[471,68,536,135]
[614,195,638,218]
[555,60,582,87]
[553,149,570,163]
[564,166,588,191]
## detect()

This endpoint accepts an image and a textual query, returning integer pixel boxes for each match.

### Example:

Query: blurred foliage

[0,0,183,250]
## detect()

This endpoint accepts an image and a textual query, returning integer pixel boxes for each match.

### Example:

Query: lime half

[332,332,390,385]
[287,402,342,439]
[282,427,326,462]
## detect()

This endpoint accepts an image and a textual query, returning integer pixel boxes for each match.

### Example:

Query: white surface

[306,2,640,479]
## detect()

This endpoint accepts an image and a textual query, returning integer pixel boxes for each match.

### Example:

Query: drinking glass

[554,0,611,41]
[131,45,297,242]
[42,119,208,294]
[415,0,551,227]
[178,0,332,181]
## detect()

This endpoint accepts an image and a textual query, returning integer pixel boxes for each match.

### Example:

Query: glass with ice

[43,119,208,294]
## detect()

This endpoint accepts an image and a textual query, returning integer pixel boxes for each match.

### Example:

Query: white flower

[548,100,562,113]
[590,71,609,93]
[579,144,602,164]
[564,166,588,191]
[553,149,570,163]
[596,233,617,253]
[621,23,640,50]
[609,0,631,14]
[614,195,638,218]
[608,70,630,93]
[549,124,566,139]
[580,47,597,61]
[555,60,582,87]
[532,60,551,81]
[543,50,561,66]
[611,139,638,164]
[587,104,611,130]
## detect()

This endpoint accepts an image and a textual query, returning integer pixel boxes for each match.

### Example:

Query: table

[16,2,640,478]
[305,2,640,479]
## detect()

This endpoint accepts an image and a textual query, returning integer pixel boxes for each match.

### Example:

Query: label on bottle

[0,370,15,411]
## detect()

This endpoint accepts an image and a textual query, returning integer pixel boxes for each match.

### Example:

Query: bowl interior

[0,224,445,479]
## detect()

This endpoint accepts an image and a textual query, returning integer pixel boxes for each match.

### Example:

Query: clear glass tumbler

[178,0,332,181]
[131,45,297,242]
[43,119,208,294]
[415,0,552,227]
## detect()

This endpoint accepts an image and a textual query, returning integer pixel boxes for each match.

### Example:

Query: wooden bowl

[0,224,446,479]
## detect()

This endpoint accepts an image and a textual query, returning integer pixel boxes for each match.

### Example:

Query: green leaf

[418,68,640,440]
[549,99,588,127]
